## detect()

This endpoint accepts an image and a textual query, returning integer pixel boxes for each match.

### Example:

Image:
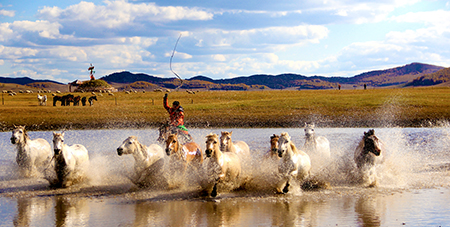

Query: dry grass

[1,87,450,131]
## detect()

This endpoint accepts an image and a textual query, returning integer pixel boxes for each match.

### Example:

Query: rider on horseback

[163,93,193,143]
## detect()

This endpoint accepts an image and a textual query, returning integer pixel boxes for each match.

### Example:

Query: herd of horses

[9,123,385,196]
[51,94,97,106]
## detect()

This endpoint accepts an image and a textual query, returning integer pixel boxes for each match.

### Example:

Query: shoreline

[2,88,450,132]
[1,118,445,132]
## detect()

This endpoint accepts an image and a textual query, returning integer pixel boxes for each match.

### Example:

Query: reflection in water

[1,128,450,226]
[355,194,384,227]
[270,200,311,227]
[13,197,53,227]
[54,196,90,227]
[131,197,315,226]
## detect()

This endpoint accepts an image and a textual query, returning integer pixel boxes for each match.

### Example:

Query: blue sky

[1,0,450,83]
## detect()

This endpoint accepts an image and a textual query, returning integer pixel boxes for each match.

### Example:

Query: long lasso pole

[169,34,183,93]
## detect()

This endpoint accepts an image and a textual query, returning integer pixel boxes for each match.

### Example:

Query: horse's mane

[132,136,148,159]
[270,134,279,140]
[280,132,299,154]
[364,129,375,138]
[206,133,218,139]
[15,126,30,144]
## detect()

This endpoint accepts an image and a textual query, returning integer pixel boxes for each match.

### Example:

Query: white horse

[10,125,53,177]
[203,133,241,197]
[276,132,311,194]
[303,123,330,158]
[220,131,250,156]
[354,129,385,186]
[52,132,90,187]
[117,136,167,188]
[37,94,47,106]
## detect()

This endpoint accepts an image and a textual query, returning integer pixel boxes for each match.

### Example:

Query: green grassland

[1,87,450,131]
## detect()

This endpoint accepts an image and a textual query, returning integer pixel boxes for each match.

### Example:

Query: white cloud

[164,51,192,60]
[212,54,226,61]
[191,25,329,49]
[0,9,15,17]
[38,0,213,30]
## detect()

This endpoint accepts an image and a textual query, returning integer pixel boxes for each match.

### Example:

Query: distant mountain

[99,63,444,90]
[350,62,444,87]
[1,62,446,90]
[0,76,63,85]
[404,67,450,86]
[100,71,172,84]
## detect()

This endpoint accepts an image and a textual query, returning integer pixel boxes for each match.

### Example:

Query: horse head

[117,136,138,156]
[165,134,179,156]
[363,129,382,156]
[220,131,233,151]
[270,134,280,155]
[205,133,220,158]
[11,125,28,145]
[52,132,65,156]
[277,133,291,158]
[304,122,315,138]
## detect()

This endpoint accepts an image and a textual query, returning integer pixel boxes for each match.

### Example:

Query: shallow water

[1,127,450,226]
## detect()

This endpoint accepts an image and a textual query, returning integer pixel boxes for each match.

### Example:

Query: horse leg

[210,182,218,197]
[282,180,290,193]
[276,177,289,194]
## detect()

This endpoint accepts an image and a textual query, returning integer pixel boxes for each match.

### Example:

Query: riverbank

[1,88,450,131]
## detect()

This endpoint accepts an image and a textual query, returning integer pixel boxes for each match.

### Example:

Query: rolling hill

[99,62,444,90]
[0,62,447,91]
[404,67,450,87]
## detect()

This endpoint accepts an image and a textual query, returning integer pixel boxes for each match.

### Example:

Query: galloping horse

[37,94,47,106]
[303,123,330,158]
[52,132,90,187]
[354,129,385,186]
[276,132,311,194]
[10,125,53,177]
[219,131,250,157]
[157,122,192,145]
[204,133,241,197]
[265,134,280,159]
[117,136,166,188]
[164,134,203,187]
[165,134,203,167]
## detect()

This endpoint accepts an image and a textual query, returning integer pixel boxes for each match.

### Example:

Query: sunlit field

[1,87,450,131]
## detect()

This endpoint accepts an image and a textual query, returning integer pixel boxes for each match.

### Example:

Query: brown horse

[354,129,385,186]
[73,96,81,106]
[265,134,280,159]
[165,134,203,187]
[53,95,62,106]
[165,134,203,170]
[157,122,192,145]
